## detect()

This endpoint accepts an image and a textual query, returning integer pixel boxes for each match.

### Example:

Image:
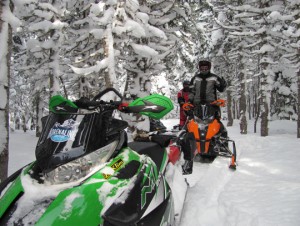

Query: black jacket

[189,72,227,104]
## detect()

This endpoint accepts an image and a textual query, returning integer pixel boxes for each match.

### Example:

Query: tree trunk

[0,0,12,182]
[253,90,256,119]
[261,101,269,136]
[248,94,251,120]
[254,97,260,134]
[226,89,233,126]
[22,115,27,132]
[239,71,247,134]
[122,58,152,140]
[254,75,261,134]
[49,48,60,99]
[297,68,300,138]
[103,28,115,88]
[35,92,43,137]
[232,99,236,120]
[259,58,270,137]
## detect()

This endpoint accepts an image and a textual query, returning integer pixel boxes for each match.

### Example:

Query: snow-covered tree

[211,0,295,136]
[12,0,75,135]
[0,0,21,181]
[281,0,300,137]
[4,0,300,140]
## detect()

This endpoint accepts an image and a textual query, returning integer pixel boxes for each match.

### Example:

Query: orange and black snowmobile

[181,99,237,169]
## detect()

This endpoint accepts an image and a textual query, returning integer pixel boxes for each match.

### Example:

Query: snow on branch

[114,19,146,38]
[38,3,59,14]
[33,9,53,20]
[2,2,22,29]
[230,27,266,37]
[130,44,159,58]
[69,58,108,75]
[29,20,68,33]
[293,18,300,24]
[253,44,275,54]
[268,11,294,22]
[90,29,105,39]
[213,17,242,32]
[146,24,167,40]
[229,4,283,14]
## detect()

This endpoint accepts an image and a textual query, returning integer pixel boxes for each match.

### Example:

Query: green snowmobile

[0,88,187,226]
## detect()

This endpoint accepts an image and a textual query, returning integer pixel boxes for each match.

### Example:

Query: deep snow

[7,119,300,226]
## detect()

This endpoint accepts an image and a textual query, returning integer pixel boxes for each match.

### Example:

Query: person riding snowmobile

[182,60,227,174]
[189,60,227,110]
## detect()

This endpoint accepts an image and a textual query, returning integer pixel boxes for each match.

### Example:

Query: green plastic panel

[129,94,174,119]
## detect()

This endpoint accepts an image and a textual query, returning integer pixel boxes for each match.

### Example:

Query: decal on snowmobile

[48,119,77,142]
[111,159,124,171]
[141,165,157,209]
[102,174,111,179]
[102,159,124,179]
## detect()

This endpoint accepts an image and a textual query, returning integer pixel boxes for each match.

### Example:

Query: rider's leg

[181,132,196,174]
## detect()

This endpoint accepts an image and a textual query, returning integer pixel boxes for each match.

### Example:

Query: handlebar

[51,88,169,117]
[74,97,123,110]
[73,88,124,111]
[183,99,226,111]
[92,87,123,101]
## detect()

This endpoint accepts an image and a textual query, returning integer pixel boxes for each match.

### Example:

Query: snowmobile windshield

[194,105,218,124]
[36,112,119,174]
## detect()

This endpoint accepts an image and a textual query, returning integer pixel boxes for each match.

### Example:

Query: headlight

[194,116,203,124]
[195,115,215,125]
[204,115,215,124]
[45,140,118,184]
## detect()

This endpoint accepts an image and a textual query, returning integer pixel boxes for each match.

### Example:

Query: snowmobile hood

[0,147,156,225]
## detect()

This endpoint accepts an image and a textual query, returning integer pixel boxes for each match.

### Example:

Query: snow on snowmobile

[181,99,237,169]
[0,88,187,226]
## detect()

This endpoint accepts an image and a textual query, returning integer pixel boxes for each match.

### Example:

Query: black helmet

[183,80,190,86]
[198,60,211,69]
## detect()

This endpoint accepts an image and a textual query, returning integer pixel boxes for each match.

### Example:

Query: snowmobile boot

[182,160,193,175]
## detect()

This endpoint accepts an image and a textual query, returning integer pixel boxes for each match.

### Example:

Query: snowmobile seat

[151,134,175,148]
[128,142,165,170]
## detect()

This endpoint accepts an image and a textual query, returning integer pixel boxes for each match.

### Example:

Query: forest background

[0,0,299,182]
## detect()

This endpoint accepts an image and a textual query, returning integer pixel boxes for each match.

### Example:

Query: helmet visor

[199,65,210,72]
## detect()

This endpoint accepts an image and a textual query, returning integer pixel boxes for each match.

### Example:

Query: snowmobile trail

[179,157,236,226]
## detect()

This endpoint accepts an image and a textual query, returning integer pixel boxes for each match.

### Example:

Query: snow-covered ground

[8,119,300,226]
[165,119,300,226]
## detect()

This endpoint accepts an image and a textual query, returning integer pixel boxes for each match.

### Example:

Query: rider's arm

[177,91,185,106]
[188,77,196,103]
[216,75,227,92]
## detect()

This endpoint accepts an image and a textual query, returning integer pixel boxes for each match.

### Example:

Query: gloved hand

[182,102,194,111]
[218,77,227,88]
[118,102,129,112]
[211,99,226,107]
[178,97,185,106]
[74,97,90,109]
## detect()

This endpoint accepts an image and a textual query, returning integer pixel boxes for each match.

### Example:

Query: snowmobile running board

[217,137,237,170]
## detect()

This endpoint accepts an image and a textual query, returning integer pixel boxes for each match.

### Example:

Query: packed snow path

[177,120,300,226]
